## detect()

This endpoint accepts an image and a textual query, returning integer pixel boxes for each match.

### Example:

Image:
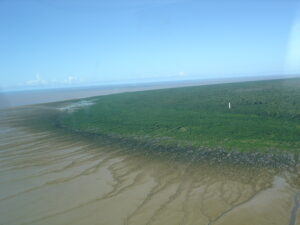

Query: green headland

[55,78,300,155]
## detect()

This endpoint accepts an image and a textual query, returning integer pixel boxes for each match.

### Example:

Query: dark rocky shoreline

[56,124,300,169]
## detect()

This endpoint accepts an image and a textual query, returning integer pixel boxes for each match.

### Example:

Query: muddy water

[0,108,300,225]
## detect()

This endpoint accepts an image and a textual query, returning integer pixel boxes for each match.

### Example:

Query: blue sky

[0,0,300,90]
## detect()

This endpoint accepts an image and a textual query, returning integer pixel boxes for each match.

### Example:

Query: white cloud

[25,74,48,86]
[63,76,81,84]
[24,74,83,87]
[178,71,188,77]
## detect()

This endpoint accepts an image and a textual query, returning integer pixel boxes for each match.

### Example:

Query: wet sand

[0,106,300,225]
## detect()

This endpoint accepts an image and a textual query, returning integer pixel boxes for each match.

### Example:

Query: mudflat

[0,105,300,225]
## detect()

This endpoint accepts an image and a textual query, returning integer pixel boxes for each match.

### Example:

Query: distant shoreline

[0,75,297,109]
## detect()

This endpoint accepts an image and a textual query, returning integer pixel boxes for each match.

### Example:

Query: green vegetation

[57,78,300,152]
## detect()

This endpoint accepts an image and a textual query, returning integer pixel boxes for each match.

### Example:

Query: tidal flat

[0,105,300,225]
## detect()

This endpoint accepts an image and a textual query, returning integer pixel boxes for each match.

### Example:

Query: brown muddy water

[0,106,300,225]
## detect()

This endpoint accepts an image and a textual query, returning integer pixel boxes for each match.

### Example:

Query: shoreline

[17,105,299,169]
[7,76,300,169]
[58,124,300,168]
[1,75,296,109]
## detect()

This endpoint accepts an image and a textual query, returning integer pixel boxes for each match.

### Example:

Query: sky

[0,0,300,90]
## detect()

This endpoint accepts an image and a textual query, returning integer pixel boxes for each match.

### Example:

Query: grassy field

[57,78,300,152]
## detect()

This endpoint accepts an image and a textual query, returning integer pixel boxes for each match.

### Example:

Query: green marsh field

[57,78,300,153]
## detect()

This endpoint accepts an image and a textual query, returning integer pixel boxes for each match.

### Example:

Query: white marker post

[228,101,231,109]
